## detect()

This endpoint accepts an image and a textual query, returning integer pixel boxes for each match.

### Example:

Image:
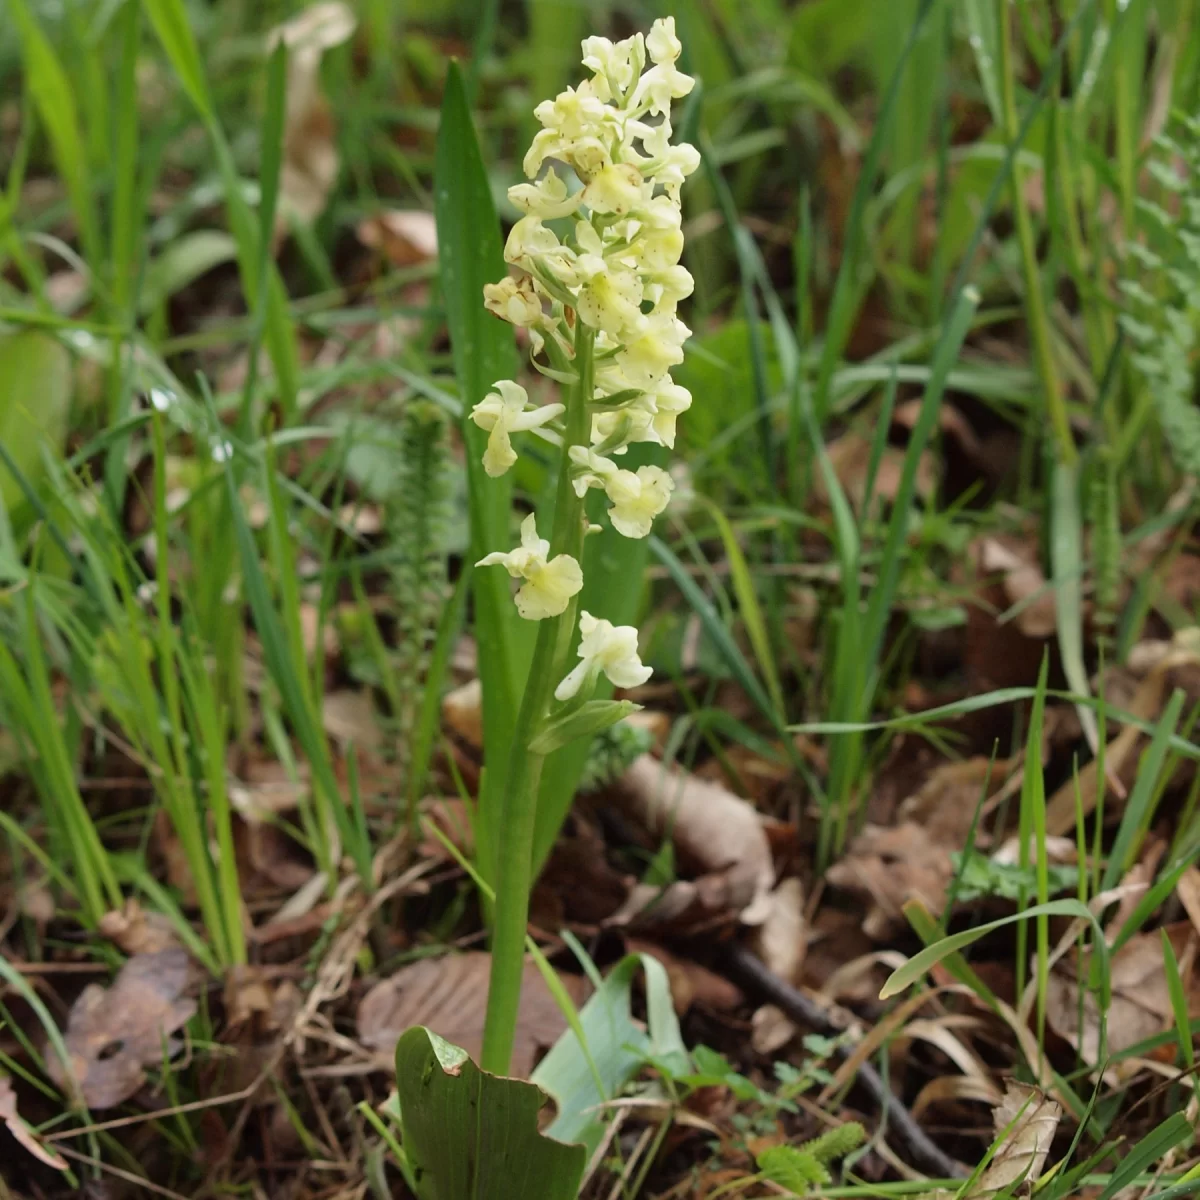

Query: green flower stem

[481,321,596,1077]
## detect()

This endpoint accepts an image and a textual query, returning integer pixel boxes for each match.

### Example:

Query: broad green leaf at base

[395,1027,586,1200]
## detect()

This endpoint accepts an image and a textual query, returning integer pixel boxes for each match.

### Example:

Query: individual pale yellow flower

[646,16,682,65]
[616,313,689,387]
[504,216,571,275]
[581,33,644,101]
[483,276,544,328]
[555,611,653,701]
[470,381,564,477]
[589,404,656,451]
[574,223,645,339]
[631,19,694,116]
[508,168,582,220]
[582,163,645,215]
[645,264,694,311]
[603,464,674,538]
[478,514,583,620]
[568,445,618,496]
[525,83,618,179]
[645,379,692,448]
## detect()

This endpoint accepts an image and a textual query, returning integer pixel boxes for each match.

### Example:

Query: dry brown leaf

[98,900,181,956]
[356,953,587,1078]
[322,689,381,751]
[419,798,476,862]
[0,1074,67,1171]
[357,211,438,267]
[826,823,952,940]
[268,3,357,232]
[976,1082,1061,1193]
[1044,633,1200,834]
[821,430,934,509]
[830,756,1013,938]
[750,878,807,1053]
[608,755,774,925]
[1177,866,1200,938]
[1045,924,1198,1079]
[48,949,197,1109]
[442,678,484,750]
[538,819,630,925]
[18,883,55,925]
[899,756,1011,842]
[978,537,1056,638]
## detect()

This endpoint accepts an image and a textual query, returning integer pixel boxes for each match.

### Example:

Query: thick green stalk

[481,323,596,1076]
[996,0,1076,467]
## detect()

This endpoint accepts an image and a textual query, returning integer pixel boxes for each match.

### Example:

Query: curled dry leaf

[98,900,181,956]
[750,878,807,1054]
[267,2,357,232]
[1045,923,1198,1082]
[0,1073,67,1171]
[48,949,197,1110]
[607,755,775,926]
[442,677,484,753]
[356,952,587,1078]
[357,210,439,267]
[975,1082,1061,1194]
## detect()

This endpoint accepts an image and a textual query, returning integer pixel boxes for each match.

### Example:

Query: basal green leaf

[395,1027,585,1200]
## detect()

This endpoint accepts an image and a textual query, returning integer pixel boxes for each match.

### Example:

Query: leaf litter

[47,949,197,1110]
[357,952,587,1078]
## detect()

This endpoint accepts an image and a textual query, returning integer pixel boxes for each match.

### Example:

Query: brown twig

[717,942,968,1180]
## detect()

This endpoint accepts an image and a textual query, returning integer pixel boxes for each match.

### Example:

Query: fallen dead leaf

[441,677,483,750]
[0,1074,67,1171]
[976,1082,1061,1193]
[48,949,197,1109]
[607,755,774,926]
[538,816,630,925]
[829,757,1013,938]
[321,689,382,752]
[1045,923,1198,1080]
[356,953,587,1078]
[1044,632,1200,834]
[356,210,438,267]
[1177,866,1200,938]
[821,429,935,510]
[826,824,953,940]
[977,537,1056,638]
[751,878,807,1054]
[268,2,357,232]
[98,900,182,956]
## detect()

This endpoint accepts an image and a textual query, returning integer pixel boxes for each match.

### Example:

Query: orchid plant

[475,20,698,1075]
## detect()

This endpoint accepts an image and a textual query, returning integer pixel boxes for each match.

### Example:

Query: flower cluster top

[475,17,697,476]
[472,19,697,699]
